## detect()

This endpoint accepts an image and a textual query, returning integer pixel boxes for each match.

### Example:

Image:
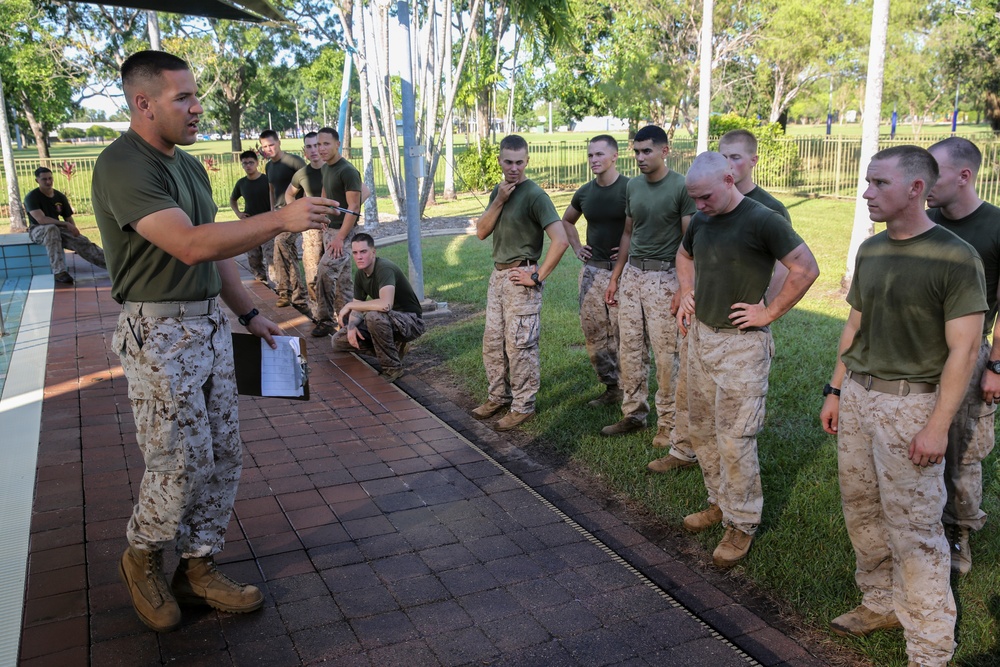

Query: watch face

[990,360,1000,374]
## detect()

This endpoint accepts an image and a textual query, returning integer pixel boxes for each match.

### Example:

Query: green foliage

[58,127,86,140]
[706,114,802,187]
[455,142,503,192]
[85,125,118,140]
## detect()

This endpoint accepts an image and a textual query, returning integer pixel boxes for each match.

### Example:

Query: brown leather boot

[495,410,535,431]
[682,505,723,533]
[172,556,264,613]
[648,454,697,474]
[119,546,181,632]
[712,526,754,568]
[587,385,623,408]
[950,525,972,575]
[830,604,901,637]
[600,417,646,436]
[471,400,509,419]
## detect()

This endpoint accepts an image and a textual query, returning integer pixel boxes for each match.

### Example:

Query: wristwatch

[988,360,1000,375]
[238,308,259,327]
[823,383,841,397]
[530,271,542,287]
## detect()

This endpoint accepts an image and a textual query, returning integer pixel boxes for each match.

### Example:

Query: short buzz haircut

[353,232,375,248]
[239,150,257,162]
[259,129,279,142]
[929,136,983,174]
[303,131,318,140]
[719,129,758,155]
[499,134,528,153]
[120,51,189,110]
[34,166,52,177]
[589,135,618,151]
[872,145,939,191]
[633,125,668,146]
[318,127,339,140]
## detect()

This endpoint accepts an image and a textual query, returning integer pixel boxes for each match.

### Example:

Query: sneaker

[495,410,534,431]
[53,271,74,284]
[950,525,972,575]
[381,367,404,383]
[712,526,754,568]
[648,454,697,474]
[311,321,335,337]
[587,385,623,408]
[600,417,646,436]
[119,546,181,632]
[682,504,723,533]
[172,556,264,613]
[275,294,291,308]
[471,400,509,420]
[830,604,902,637]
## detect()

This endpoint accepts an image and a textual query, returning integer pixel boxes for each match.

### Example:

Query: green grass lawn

[373,194,1000,667]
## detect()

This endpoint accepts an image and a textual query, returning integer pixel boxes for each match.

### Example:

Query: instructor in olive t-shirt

[471,134,569,432]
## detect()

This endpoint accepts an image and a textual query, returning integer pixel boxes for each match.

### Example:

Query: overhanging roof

[70,0,286,23]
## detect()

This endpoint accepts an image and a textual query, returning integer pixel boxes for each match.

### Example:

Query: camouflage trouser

[112,304,242,558]
[945,339,996,531]
[331,310,424,371]
[483,268,543,414]
[273,231,308,307]
[28,224,106,275]
[687,320,771,534]
[838,378,956,666]
[246,239,274,281]
[314,228,355,326]
[578,264,619,387]
[302,229,324,313]
[617,262,678,427]
[669,326,698,462]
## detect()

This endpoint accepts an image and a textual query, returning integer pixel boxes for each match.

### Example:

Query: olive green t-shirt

[842,225,987,383]
[625,171,696,261]
[928,202,1000,335]
[321,158,363,228]
[569,175,628,262]
[485,179,560,264]
[355,257,422,316]
[290,164,324,199]
[24,188,73,225]
[745,186,791,224]
[92,130,221,304]
[230,174,271,216]
[682,198,804,329]
[266,152,306,208]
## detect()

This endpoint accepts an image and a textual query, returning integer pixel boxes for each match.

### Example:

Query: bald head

[686,152,731,185]
[686,152,740,217]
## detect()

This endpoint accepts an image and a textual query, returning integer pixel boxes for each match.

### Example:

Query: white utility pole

[696,0,713,154]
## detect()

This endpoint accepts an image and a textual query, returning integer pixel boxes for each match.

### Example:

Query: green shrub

[706,113,802,187]
[455,141,503,192]
[58,127,86,140]
[86,125,119,140]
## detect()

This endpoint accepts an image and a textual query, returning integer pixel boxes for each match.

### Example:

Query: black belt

[628,257,674,271]
[709,325,768,334]
[123,298,216,318]
[586,259,614,270]
[495,260,531,270]
[847,371,937,396]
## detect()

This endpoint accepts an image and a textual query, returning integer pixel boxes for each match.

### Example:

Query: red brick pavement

[17,255,830,666]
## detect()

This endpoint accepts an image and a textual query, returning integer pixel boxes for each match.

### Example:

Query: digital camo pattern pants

[28,224,106,275]
[578,264,619,387]
[314,228,355,326]
[669,328,697,462]
[945,339,996,531]
[617,263,678,427]
[687,320,770,534]
[246,239,274,281]
[331,310,424,371]
[838,379,956,666]
[273,231,308,306]
[302,229,324,314]
[112,308,242,558]
[483,268,543,414]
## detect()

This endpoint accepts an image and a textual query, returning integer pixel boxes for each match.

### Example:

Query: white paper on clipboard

[260,336,304,397]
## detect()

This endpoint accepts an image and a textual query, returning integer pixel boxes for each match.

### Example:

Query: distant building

[572,116,629,133]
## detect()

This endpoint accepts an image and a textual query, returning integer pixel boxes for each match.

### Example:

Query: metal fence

[6,134,1000,216]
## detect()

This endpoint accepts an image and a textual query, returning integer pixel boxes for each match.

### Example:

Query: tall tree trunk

[20,94,50,161]
[354,0,378,228]
[443,4,456,200]
[1,73,26,231]
[228,103,243,152]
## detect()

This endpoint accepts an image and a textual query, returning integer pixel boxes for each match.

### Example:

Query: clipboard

[232,333,310,400]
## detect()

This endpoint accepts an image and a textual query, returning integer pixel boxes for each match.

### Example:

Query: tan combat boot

[471,400,509,420]
[830,604,902,637]
[587,385,623,408]
[600,417,646,436]
[712,526,754,568]
[495,410,535,431]
[682,505,723,533]
[650,425,672,449]
[172,556,264,613]
[950,525,972,575]
[648,454,697,474]
[119,546,181,632]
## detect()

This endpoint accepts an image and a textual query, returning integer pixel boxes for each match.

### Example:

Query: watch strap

[238,308,260,327]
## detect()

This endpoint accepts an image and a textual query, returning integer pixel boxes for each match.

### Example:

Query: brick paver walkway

[17,255,829,666]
